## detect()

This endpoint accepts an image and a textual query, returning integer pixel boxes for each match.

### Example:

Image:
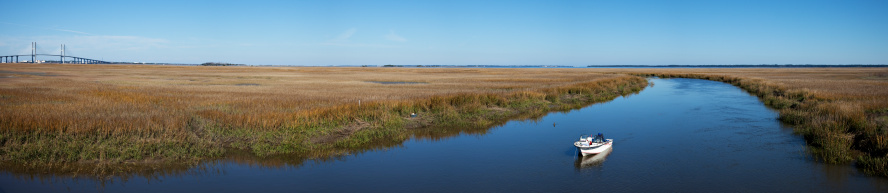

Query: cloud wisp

[385,30,407,42]
[331,28,357,42]
[48,28,93,35]
[319,28,403,48]
[0,22,94,35]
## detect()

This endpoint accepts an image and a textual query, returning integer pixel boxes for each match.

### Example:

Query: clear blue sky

[1,0,886,66]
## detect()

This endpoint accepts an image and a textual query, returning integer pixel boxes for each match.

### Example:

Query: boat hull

[575,139,613,156]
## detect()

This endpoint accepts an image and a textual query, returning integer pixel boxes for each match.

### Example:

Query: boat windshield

[593,133,605,143]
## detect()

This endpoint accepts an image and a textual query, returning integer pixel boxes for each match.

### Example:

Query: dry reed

[0,63,647,176]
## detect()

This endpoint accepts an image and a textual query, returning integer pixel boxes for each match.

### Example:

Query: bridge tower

[31,42,36,63]
[60,44,65,64]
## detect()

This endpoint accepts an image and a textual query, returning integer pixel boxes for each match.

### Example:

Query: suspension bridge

[0,42,111,64]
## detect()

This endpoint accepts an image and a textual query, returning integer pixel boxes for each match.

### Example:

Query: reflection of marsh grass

[575,147,613,170]
[611,68,888,177]
[0,63,646,177]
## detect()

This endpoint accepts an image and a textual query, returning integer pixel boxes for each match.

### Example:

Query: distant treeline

[201,62,245,66]
[588,64,888,68]
[371,64,574,68]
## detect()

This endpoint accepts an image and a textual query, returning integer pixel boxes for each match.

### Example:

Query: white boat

[574,133,613,156]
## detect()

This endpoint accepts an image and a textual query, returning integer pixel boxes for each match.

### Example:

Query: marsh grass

[7,64,882,177]
[0,63,646,177]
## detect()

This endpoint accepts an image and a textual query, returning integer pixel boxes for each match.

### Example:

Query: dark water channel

[3,78,888,192]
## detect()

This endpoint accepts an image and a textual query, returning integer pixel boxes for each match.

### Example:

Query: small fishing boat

[574,133,613,156]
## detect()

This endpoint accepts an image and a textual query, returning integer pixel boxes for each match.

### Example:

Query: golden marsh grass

[0,63,647,175]
[1,64,627,134]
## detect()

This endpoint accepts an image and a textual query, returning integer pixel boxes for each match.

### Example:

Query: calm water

[3,78,887,192]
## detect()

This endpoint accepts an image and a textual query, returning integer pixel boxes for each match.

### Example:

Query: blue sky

[1,0,886,66]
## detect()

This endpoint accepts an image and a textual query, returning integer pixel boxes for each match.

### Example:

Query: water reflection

[574,148,613,169]
[409,112,547,142]
[0,161,220,190]
[818,162,888,191]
